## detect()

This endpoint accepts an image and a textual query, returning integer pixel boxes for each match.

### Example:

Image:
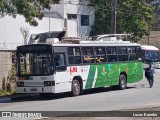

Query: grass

[0,89,16,96]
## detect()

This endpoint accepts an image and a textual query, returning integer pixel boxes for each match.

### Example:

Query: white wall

[0,15,64,50]
[63,4,95,37]
[49,2,95,37]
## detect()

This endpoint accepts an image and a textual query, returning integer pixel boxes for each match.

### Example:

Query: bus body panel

[16,61,143,94]
[54,61,143,93]
[16,75,55,93]
[16,86,54,93]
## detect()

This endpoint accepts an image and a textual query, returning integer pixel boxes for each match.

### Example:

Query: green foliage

[0,90,16,96]
[90,0,154,41]
[0,0,59,26]
[148,0,160,30]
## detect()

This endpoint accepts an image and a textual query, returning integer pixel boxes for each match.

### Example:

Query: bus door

[54,53,71,92]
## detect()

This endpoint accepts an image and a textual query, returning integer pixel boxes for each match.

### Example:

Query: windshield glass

[18,52,54,75]
[144,50,159,62]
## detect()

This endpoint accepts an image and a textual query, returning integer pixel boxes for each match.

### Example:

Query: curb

[0,94,35,103]
[0,98,11,103]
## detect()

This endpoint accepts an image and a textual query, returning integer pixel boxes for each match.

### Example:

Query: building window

[81,15,89,26]
[67,14,77,20]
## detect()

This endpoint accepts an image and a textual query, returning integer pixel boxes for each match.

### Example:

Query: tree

[90,0,154,41]
[20,26,29,44]
[0,0,59,26]
[148,0,160,30]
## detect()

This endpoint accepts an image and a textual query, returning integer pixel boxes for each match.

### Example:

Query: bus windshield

[144,50,159,62]
[18,52,54,75]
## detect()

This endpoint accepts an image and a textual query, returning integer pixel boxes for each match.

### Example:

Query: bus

[16,35,143,97]
[141,45,159,63]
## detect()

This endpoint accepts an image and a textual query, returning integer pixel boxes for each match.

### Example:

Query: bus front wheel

[119,74,127,90]
[72,80,81,96]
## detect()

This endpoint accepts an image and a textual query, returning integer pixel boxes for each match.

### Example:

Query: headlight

[17,82,24,87]
[44,81,55,86]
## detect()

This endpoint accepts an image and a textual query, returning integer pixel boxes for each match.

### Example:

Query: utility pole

[111,0,117,34]
[147,35,150,45]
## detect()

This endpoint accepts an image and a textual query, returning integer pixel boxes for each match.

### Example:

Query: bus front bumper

[16,86,55,93]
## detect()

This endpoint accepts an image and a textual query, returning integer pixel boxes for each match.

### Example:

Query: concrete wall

[47,2,95,37]
[0,51,13,90]
[139,31,160,49]
[63,4,95,37]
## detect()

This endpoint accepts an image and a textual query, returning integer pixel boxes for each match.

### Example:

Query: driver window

[55,53,66,66]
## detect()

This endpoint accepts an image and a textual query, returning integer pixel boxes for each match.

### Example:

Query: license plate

[30,88,37,91]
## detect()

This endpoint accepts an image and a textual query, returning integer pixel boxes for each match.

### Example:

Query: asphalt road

[0,69,160,119]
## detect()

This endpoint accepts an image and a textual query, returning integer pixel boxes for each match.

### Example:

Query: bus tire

[72,79,81,96]
[119,74,127,90]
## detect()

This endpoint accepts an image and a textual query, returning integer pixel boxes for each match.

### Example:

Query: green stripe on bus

[85,65,96,89]
[95,65,108,88]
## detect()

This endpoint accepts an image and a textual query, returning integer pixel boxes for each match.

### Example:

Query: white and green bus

[16,35,143,96]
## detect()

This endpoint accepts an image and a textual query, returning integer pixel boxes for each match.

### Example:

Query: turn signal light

[19,77,25,80]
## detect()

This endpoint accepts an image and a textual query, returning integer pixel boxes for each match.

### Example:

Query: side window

[68,47,82,65]
[136,46,142,61]
[106,47,118,62]
[128,47,136,61]
[94,47,107,63]
[117,47,128,61]
[55,53,66,67]
[81,47,95,63]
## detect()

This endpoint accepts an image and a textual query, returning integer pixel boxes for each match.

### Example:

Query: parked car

[152,62,160,69]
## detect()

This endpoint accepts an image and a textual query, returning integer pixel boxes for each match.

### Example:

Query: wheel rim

[121,76,126,89]
[73,81,80,95]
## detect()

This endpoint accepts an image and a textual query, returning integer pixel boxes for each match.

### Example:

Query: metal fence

[0,42,23,50]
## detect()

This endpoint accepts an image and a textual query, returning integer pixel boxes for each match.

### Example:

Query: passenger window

[106,47,118,62]
[68,47,82,65]
[82,47,95,63]
[94,47,106,63]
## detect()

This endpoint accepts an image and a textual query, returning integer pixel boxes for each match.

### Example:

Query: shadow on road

[10,86,136,103]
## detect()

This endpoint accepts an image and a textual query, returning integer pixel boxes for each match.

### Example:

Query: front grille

[24,82,44,87]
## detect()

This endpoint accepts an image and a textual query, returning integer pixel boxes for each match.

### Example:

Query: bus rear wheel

[119,74,127,90]
[72,79,81,96]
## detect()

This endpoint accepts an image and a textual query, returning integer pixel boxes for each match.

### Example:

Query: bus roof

[41,36,140,47]
[141,45,159,51]
[50,42,140,47]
